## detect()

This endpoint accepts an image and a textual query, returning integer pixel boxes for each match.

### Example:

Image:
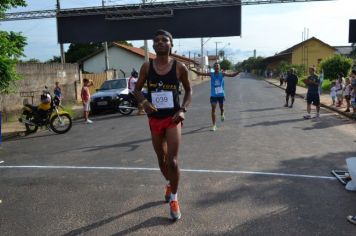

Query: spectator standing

[303,67,320,119]
[350,69,356,118]
[54,81,62,101]
[330,81,337,106]
[81,78,94,124]
[336,74,344,107]
[318,69,324,95]
[128,69,145,115]
[343,77,352,112]
[284,68,298,108]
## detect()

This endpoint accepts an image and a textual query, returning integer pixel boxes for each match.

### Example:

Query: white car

[90,78,129,114]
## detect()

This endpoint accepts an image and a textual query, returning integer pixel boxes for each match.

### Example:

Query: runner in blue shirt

[192,62,239,131]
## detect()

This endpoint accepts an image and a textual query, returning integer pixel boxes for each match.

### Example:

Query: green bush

[297,76,307,88]
[61,104,75,118]
[320,54,353,80]
[321,79,332,92]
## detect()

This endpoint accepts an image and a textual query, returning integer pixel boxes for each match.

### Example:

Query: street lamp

[218,42,230,59]
[215,41,222,59]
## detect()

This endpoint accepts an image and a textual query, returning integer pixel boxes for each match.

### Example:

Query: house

[207,55,221,68]
[79,43,199,77]
[334,46,354,56]
[263,37,337,71]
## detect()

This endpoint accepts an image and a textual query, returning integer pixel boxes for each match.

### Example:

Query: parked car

[90,78,129,114]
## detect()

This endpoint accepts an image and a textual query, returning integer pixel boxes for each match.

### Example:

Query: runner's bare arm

[190,68,210,76]
[134,62,149,104]
[223,71,240,77]
[179,62,192,111]
[172,62,192,123]
[134,62,157,113]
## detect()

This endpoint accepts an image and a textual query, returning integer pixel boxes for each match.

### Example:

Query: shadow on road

[63,201,165,236]
[111,216,173,236]
[240,107,285,113]
[194,151,356,235]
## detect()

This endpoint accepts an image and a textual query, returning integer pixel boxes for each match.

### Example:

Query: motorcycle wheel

[50,113,72,134]
[118,100,134,115]
[25,114,38,134]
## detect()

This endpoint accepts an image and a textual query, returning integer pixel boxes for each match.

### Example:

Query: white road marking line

[0,161,4,164]
[0,165,336,180]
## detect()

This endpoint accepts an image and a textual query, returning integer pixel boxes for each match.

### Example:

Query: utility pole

[56,0,65,64]
[143,0,149,62]
[201,38,204,72]
[215,41,222,61]
[102,0,110,71]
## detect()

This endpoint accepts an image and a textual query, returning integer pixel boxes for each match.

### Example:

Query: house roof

[111,42,156,59]
[263,37,336,62]
[78,43,197,66]
[334,46,354,55]
[208,55,219,61]
[171,53,198,65]
[278,37,336,55]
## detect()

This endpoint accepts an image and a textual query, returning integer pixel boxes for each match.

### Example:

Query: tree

[319,54,353,80]
[65,41,133,63]
[220,58,232,71]
[45,56,61,63]
[19,58,41,63]
[235,56,266,74]
[350,43,356,60]
[0,1,27,93]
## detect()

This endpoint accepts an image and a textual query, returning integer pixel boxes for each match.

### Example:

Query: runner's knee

[167,157,178,170]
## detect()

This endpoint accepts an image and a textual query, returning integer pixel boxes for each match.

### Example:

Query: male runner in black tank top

[134,29,192,221]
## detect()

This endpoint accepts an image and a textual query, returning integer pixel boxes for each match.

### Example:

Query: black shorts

[306,93,320,106]
[345,95,351,100]
[210,96,225,104]
[286,88,296,96]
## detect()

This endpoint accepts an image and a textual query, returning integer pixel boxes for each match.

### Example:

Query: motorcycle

[18,87,72,134]
[117,94,138,115]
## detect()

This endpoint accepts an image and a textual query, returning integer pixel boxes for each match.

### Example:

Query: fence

[82,70,116,95]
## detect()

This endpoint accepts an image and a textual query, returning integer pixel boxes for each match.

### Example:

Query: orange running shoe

[169,200,181,221]
[164,184,171,203]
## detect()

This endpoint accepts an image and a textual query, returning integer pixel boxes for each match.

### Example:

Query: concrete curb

[263,78,356,120]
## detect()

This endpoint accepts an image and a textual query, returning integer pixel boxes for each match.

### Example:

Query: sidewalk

[0,104,84,141]
[264,78,356,120]
[0,78,209,141]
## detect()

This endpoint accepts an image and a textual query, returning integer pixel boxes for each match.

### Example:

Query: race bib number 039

[151,91,174,109]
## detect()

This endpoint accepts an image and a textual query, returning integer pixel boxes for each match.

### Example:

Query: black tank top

[147,60,180,118]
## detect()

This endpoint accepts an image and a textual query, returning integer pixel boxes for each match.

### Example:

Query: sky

[1,0,355,63]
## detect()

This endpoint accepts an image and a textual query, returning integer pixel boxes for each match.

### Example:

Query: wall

[292,39,336,70]
[83,47,145,76]
[0,63,80,120]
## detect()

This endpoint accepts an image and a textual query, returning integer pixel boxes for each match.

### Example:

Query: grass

[61,103,76,118]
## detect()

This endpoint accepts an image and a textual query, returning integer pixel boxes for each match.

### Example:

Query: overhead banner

[349,19,356,43]
[57,4,241,43]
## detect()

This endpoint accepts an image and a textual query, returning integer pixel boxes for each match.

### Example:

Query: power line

[1,0,334,21]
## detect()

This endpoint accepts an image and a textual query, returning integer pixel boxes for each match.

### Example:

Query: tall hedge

[319,54,353,80]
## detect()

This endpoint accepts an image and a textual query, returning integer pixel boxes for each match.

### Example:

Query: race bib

[151,91,174,109]
[215,86,223,94]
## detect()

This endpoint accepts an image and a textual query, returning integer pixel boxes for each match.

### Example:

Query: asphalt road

[1,73,356,236]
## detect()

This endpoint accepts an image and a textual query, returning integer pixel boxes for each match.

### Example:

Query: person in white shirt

[128,69,145,115]
[330,82,337,106]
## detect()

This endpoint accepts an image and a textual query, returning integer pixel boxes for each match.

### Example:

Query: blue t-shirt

[210,72,225,97]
